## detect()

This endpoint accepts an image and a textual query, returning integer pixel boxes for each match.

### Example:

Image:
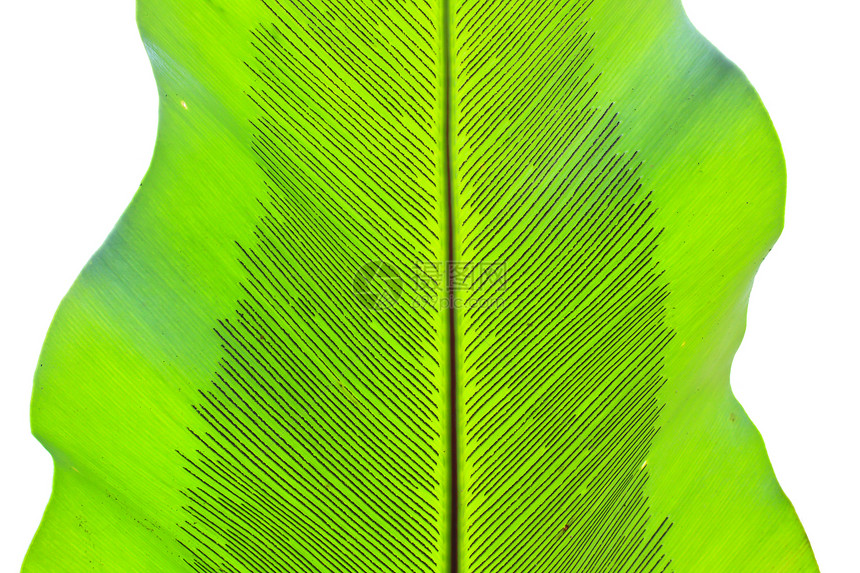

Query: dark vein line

[442,1,459,572]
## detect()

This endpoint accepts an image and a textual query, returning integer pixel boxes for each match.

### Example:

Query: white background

[1,0,857,570]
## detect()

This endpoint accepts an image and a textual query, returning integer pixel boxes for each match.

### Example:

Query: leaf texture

[25,0,818,572]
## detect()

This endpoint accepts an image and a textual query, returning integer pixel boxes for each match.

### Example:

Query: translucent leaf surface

[25,0,817,571]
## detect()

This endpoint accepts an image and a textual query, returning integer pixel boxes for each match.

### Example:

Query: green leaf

[25,0,818,571]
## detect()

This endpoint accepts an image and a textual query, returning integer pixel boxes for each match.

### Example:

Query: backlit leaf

[24,0,817,571]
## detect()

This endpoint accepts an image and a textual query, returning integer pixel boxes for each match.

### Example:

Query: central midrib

[441,0,459,570]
